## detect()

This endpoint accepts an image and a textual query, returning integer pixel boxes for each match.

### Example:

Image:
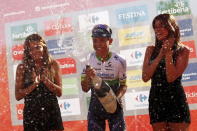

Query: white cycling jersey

[82,52,127,86]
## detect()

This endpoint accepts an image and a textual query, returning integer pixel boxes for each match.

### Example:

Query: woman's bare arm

[142,46,164,82]
[165,47,189,83]
[41,60,63,97]
[15,64,38,101]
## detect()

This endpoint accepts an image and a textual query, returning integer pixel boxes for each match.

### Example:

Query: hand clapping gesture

[31,68,40,87]
[162,37,175,54]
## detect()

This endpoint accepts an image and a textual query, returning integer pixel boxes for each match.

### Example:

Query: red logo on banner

[182,40,196,58]
[12,44,24,60]
[44,18,73,36]
[16,104,24,120]
[184,85,197,104]
[56,58,77,75]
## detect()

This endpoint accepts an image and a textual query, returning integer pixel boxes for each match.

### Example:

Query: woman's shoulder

[177,43,190,54]
[145,45,155,52]
[147,45,155,48]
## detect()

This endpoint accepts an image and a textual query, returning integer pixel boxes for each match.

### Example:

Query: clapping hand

[31,68,40,86]
[162,37,175,54]
[40,68,50,83]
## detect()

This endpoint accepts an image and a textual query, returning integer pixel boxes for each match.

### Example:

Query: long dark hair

[152,14,181,58]
[23,34,52,75]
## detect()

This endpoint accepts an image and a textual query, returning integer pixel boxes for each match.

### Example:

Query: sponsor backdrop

[1,0,197,130]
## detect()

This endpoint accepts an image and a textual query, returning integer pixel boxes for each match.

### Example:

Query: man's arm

[116,85,127,99]
[116,56,127,99]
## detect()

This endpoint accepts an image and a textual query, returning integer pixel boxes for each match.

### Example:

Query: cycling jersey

[81,52,127,87]
[81,51,127,131]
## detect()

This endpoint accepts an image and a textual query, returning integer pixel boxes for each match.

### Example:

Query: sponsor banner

[59,98,81,116]
[1,0,134,23]
[118,25,151,46]
[78,11,110,31]
[34,2,70,13]
[125,91,149,110]
[11,23,37,41]
[182,40,196,58]
[16,104,24,120]
[178,19,193,37]
[115,5,148,25]
[46,37,74,56]
[12,44,24,61]
[156,0,191,16]
[184,85,197,104]
[120,47,146,67]
[44,17,73,36]
[126,69,150,88]
[56,58,77,75]
[182,63,197,82]
[62,77,79,95]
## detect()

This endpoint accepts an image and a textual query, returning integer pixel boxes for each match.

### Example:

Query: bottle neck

[92,75,102,89]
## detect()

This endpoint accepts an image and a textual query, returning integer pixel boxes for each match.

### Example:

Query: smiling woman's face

[154,20,169,41]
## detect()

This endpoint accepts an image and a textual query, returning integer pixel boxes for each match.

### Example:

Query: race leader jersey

[81,52,127,113]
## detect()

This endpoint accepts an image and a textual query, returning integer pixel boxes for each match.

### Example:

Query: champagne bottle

[87,65,117,113]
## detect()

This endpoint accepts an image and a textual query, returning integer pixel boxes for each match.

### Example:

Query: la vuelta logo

[12,44,24,60]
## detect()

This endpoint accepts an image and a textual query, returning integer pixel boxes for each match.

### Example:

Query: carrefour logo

[58,98,81,116]
[88,15,99,23]
[78,11,109,31]
[120,47,145,67]
[131,51,142,59]
[125,91,149,110]
[136,94,147,102]
[61,102,71,110]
